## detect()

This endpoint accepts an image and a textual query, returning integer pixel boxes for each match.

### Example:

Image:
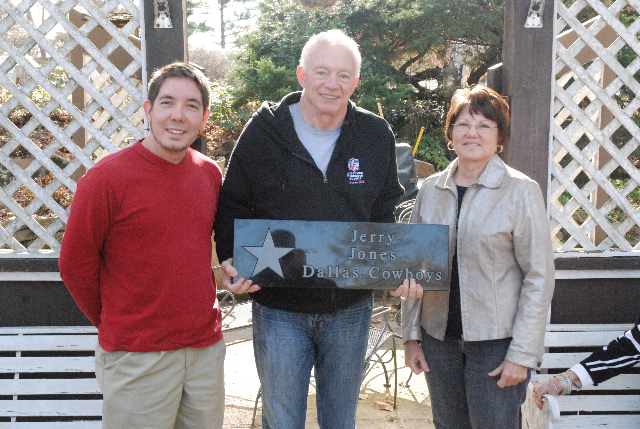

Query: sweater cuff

[570,364,594,388]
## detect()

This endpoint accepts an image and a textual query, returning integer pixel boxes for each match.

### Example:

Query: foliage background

[203,0,505,169]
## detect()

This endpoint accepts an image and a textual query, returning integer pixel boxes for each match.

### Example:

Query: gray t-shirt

[289,103,341,175]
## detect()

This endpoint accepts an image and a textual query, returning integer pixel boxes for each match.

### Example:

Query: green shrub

[209,80,253,134]
[610,178,640,208]
[414,133,450,171]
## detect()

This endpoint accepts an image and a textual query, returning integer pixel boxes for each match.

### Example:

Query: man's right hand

[220,258,261,294]
[404,340,429,375]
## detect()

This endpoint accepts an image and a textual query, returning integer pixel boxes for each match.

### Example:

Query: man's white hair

[299,29,361,76]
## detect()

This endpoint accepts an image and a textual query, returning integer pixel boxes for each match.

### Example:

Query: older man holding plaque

[213,30,403,429]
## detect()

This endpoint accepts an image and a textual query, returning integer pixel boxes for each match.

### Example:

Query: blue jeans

[421,331,530,429]
[252,296,373,429]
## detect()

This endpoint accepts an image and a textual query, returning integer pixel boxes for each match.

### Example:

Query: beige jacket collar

[434,154,507,191]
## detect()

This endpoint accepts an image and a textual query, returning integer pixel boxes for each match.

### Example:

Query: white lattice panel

[0,0,143,253]
[551,0,640,252]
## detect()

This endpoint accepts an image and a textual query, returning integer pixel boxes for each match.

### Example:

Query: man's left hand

[488,360,528,388]
[219,258,261,294]
[389,278,424,299]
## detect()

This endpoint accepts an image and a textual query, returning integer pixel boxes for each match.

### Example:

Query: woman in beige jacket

[392,86,555,428]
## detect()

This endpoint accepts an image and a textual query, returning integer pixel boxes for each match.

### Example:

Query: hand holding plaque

[389,278,424,298]
[218,258,261,294]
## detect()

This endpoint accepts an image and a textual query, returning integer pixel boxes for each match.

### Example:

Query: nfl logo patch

[348,158,359,172]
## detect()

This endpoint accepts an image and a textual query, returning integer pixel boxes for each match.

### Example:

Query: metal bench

[221,301,253,331]
[0,326,102,427]
[521,323,640,429]
[363,306,401,389]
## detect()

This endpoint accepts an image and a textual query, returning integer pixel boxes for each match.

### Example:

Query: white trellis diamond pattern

[0,0,144,253]
[552,0,640,252]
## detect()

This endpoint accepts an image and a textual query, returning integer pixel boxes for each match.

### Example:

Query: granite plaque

[233,219,449,290]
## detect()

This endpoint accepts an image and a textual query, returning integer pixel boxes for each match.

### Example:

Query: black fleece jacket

[213,92,403,314]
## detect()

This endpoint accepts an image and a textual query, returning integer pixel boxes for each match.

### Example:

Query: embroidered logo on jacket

[347,158,364,184]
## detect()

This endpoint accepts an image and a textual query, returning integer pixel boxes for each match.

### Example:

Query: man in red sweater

[59,62,241,428]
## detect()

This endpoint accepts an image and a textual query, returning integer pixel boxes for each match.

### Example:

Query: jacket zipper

[290,139,340,311]
[291,152,326,183]
[455,183,477,341]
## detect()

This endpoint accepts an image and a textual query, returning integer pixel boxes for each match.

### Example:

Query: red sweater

[59,141,223,352]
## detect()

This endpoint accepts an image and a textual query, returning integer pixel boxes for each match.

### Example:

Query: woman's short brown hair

[444,85,510,146]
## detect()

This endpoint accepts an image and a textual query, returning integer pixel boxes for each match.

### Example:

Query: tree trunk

[220,0,225,49]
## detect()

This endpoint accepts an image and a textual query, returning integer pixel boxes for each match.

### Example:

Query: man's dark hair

[147,62,211,110]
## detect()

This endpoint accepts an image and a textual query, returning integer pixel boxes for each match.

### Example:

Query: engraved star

[242,229,294,278]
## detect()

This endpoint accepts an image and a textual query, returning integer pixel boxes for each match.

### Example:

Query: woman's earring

[496,145,504,154]
[447,141,455,151]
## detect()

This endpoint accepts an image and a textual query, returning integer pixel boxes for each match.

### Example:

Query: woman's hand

[404,340,429,374]
[488,360,528,388]
[531,377,562,410]
[389,279,424,299]
[219,258,261,294]
[531,370,579,410]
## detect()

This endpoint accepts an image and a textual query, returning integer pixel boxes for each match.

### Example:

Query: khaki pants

[95,341,225,429]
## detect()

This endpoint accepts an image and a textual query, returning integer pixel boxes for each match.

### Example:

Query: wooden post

[143,0,188,83]
[192,136,208,154]
[502,0,556,203]
[486,63,503,94]
[142,1,206,154]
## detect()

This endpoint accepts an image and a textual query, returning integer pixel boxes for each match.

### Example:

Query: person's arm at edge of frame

[58,169,110,327]
[396,278,429,376]
[367,121,428,372]
[398,186,430,375]
[533,320,640,409]
[379,123,425,329]
[212,126,260,294]
[576,320,640,385]
[488,180,556,388]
